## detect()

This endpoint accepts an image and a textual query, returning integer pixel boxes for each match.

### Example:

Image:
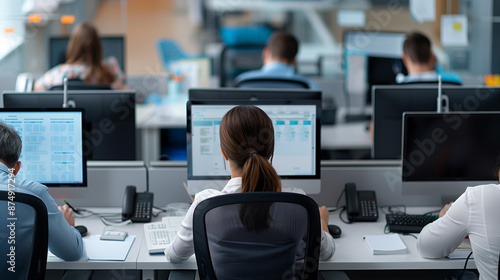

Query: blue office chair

[156,39,189,71]
[0,190,48,280]
[193,192,321,280]
[235,77,310,89]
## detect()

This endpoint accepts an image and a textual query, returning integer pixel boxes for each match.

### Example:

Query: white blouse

[417,184,500,280]
[165,177,335,263]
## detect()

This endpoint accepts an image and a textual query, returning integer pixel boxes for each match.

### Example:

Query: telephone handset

[344,183,379,222]
[122,186,154,223]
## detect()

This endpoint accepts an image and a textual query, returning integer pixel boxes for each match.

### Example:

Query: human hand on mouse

[319,206,329,232]
[58,204,75,227]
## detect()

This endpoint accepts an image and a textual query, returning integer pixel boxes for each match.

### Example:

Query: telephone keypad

[360,200,378,217]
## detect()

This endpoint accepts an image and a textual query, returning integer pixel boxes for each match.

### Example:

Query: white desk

[52,207,475,279]
[323,207,476,271]
[47,208,144,270]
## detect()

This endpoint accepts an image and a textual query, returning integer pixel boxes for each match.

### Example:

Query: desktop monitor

[2,90,136,160]
[343,31,407,106]
[189,88,322,102]
[187,100,321,194]
[402,112,500,195]
[0,108,87,187]
[49,36,125,71]
[189,88,337,125]
[372,86,500,159]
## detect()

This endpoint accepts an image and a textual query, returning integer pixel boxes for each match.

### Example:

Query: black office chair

[0,190,48,280]
[219,44,265,87]
[193,192,321,280]
[235,77,310,89]
[401,80,462,86]
[48,78,111,90]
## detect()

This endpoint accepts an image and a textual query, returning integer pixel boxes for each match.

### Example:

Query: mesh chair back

[48,79,111,90]
[401,80,462,86]
[235,77,309,89]
[0,190,48,280]
[219,44,265,87]
[193,192,320,280]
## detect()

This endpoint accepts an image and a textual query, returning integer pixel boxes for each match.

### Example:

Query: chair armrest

[61,270,93,280]
[168,270,197,280]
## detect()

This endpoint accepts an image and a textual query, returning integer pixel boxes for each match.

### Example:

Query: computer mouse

[75,225,88,237]
[327,224,342,238]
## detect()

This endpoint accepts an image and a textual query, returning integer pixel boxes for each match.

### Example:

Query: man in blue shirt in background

[0,121,83,273]
[396,31,461,85]
[234,31,318,89]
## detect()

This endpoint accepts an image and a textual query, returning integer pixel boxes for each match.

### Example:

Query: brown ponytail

[220,106,281,193]
[220,106,281,232]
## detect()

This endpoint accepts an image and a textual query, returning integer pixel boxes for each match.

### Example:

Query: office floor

[344,270,478,280]
[45,269,479,279]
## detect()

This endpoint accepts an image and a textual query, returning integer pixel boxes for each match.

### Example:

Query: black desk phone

[122,186,154,223]
[345,183,379,222]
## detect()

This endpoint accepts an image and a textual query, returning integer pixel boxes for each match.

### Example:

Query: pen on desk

[63,200,81,214]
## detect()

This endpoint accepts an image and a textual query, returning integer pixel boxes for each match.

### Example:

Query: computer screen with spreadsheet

[187,100,321,194]
[0,109,87,187]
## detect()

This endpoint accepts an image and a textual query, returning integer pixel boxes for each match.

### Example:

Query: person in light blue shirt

[234,32,319,89]
[396,31,462,85]
[0,121,83,273]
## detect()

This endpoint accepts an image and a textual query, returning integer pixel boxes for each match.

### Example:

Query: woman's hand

[439,202,453,218]
[319,206,330,232]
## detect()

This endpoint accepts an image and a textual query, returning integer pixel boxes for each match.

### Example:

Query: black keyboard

[386,214,438,233]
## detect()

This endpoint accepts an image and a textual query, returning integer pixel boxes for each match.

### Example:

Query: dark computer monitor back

[367,57,407,104]
[3,91,136,160]
[343,30,408,106]
[372,86,500,159]
[49,36,125,71]
[189,88,322,102]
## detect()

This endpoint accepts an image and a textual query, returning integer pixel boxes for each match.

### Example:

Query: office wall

[48,162,147,207]
[149,161,444,208]
[93,0,200,75]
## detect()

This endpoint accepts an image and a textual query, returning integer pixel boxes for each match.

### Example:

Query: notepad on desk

[84,235,136,261]
[447,238,474,259]
[364,234,407,255]
[47,235,136,261]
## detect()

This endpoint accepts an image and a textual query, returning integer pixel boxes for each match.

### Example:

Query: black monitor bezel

[186,99,321,181]
[189,87,322,102]
[0,108,88,187]
[2,90,137,160]
[49,36,126,71]
[402,111,500,182]
[372,85,500,159]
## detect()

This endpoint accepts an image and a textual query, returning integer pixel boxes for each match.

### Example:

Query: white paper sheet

[441,15,469,47]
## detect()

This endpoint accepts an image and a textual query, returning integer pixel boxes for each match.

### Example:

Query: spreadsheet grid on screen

[190,104,317,177]
[0,111,84,184]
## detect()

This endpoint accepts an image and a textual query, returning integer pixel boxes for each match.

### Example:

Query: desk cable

[458,251,474,280]
[335,189,352,224]
[73,208,130,226]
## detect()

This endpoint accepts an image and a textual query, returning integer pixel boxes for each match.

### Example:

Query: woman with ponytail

[165,105,335,263]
